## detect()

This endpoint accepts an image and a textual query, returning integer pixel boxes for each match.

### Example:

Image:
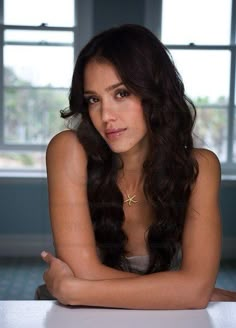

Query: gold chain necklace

[122,175,138,206]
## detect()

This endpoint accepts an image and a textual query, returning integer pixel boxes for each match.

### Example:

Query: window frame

[0,0,93,175]
[145,0,236,176]
[0,0,236,176]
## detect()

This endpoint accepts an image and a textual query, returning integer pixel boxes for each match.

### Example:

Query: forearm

[76,263,140,280]
[57,251,140,280]
[66,270,210,310]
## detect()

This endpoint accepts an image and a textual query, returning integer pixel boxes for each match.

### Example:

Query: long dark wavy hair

[61,24,199,274]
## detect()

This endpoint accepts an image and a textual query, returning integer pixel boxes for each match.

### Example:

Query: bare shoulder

[46,130,88,182]
[191,148,221,190]
[192,147,220,165]
[47,130,87,159]
[47,130,87,163]
[192,148,221,173]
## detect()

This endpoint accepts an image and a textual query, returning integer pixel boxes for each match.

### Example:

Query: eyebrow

[84,82,124,95]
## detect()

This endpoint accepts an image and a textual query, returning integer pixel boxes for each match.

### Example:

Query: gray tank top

[122,254,150,274]
[96,247,181,275]
[96,247,149,274]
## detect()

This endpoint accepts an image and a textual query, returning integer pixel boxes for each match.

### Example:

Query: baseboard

[0,234,235,259]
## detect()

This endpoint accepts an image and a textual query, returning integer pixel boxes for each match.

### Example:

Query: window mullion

[75,0,94,54]
[5,86,68,90]
[144,0,162,39]
[0,0,4,147]
[227,0,236,164]
[0,144,47,151]
[230,0,236,44]
[227,50,236,163]
[5,41,73,47]
[4,25,75,32]
[0,0,3,24]
[167,45,232,51]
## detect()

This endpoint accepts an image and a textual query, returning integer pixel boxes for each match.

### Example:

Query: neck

[116,135,150,192]
[117,147,148,189]
[118,169,144,191]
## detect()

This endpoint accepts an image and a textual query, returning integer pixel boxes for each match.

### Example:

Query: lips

[105,128,127,135]
[105,128,127,140]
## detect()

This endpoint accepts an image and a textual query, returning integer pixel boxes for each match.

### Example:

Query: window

[1,0,236,175]
[0,0,75,173]
[163,0,236,173]
[146,0,236,175]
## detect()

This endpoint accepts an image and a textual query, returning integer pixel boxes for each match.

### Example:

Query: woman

[38,24,236,308]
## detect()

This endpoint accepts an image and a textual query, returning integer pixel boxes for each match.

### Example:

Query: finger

[41,251,55,264]
[43,269,49,282]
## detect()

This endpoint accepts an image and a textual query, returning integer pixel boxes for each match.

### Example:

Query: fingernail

[41,251,47,257]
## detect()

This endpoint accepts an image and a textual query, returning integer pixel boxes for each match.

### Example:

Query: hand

[210,287,236,302]
[41,251,75,304]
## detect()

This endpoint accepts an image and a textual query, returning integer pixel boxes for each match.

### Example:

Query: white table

[0,301,235,328]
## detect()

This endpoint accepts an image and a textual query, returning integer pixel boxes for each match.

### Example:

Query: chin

[108,142,137,154]
[108,145,130,154]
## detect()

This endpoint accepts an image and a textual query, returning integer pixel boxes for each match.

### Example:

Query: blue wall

[219,184,236,237]
[0,180,49,234]
[93,0,145,33]
[0,179,236,237]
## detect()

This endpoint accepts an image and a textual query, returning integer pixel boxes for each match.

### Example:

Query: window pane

[235,57,236,105]
[4,0,74,27]
[162,0,231,45]
[0,151,45,170]
[194,108,228,162]
[4,45,73,87]
[170,50,230,105]
[233,109,236,162]
[4,88,68,145]
[5,30,73,43]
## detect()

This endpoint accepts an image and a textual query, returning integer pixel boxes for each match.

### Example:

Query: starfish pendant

[124,194,138,206]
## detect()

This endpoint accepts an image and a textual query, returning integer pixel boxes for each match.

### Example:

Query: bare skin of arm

[44,133,227,309]
[46,130,139,280]
[57,148,222,309]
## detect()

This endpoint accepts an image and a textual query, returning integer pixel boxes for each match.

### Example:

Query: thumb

[41,251,55,264]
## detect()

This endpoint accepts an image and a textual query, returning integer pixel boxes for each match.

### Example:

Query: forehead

[84,59,122,89]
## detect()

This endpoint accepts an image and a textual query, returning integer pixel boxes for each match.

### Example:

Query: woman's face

[83,59,148,154]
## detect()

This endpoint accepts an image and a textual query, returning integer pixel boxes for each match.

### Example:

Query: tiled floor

[0,257,47,300]
[0,257,235,300]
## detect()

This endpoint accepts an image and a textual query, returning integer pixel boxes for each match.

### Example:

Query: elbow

[197,289,212,309]
[188,284,212,309]
[191,297,209,310]
[182,295,209,310]
[186,296,209,310]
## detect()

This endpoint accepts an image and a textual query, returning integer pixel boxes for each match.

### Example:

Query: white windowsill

[0,171,47,183]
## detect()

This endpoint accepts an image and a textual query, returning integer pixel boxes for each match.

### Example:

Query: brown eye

[85,96,99,105]
[116,89,130,98]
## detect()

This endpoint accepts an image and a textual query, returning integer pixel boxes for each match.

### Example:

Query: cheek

[132,107,147,130]
[88,111,99,127]
[89,112,105,135]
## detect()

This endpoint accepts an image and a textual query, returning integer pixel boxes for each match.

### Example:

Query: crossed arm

[42,131,235,309]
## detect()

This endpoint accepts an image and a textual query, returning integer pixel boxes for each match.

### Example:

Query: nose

[101,99,117,123]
